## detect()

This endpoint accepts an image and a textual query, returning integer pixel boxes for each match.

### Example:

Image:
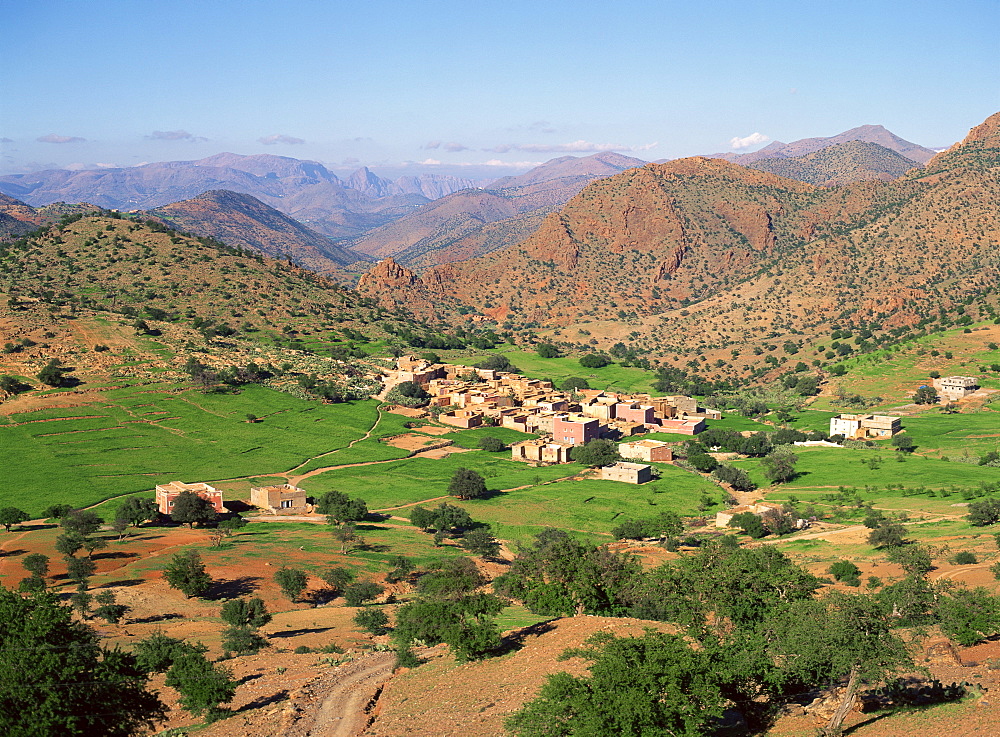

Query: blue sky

[3,0,998,177]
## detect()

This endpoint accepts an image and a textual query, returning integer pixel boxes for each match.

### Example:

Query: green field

[735,446,1000,495]
[0,385,380,514]
[439,346,656,394]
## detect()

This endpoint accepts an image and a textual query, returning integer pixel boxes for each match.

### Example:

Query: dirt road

[286,652,396,737]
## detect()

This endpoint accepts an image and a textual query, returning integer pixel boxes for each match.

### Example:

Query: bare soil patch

[384,433,451,451]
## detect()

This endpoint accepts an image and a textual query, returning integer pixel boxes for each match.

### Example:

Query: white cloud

[420,158,442,165]
[443,142,469,152]
[148,129,206,142]
[729,132,769,150]
[484,140,656,154]
[37,134,86,144]
[424,140,441,149]
[258,134,306,145]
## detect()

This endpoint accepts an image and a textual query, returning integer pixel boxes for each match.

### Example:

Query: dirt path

[287,652,396,737]
[759,516,954,545]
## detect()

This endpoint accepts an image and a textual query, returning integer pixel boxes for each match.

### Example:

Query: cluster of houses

[155,481,309,516]
[390,355,721,483]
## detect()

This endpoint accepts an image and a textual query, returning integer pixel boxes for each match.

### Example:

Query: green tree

[478,435,506,452]
[165,651,237,721]
[21,553,49,579]
[36,359,67,387]
[385,556,416,583]
[868,521,907,548]
[0,588,165,736]
[494,529,640,617]
[769,593,913,737]
[115,497,159,527]
[460,526,502,558]
[332,521,364,553]
[0,507,29,532]
[322,566,355,595]
[274,567,308,602]
[66,556,96,586]
[506,630,725,737]
[410,502,475,534]
[220,597,272,630]
[579,353,611,368]
[828,560,861,586]
[344,580,384,607]
[317,490,369,524]
[761,447,799,483]
[221,626,269,655]
[967,498,1000,526]
[55,531,87,558]
[169,491,218,527]
[132,632,207,674]
[354,608,390,636]
[728,512,767,539]
[417,557,485,599]
[60,510,103,537]
[936,587,1000,646]
[912,385,939,404]
[570,439,622,468]
[163,549,213,598]
[448,467,488,500]
[93,590,129,624]
[393,593,505,661]
[891,433,917,453]
[559,377,591,391]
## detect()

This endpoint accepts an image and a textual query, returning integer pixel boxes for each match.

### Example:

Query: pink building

[614,403,655,425]
[657,418,706,435]
[553,415,600,446]
[155,482,225,516]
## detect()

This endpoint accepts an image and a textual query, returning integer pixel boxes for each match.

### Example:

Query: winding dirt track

[287,652,396,737]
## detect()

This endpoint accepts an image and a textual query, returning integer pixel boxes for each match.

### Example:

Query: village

[148,358,992,539]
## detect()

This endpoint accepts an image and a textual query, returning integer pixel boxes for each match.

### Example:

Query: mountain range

[347,151,647,268]
[701,124,937,165]
[357,111,1000,380]
[0,153,478,240]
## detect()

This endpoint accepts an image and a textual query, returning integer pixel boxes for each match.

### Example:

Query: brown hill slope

[146,189,367,274]
[350,152,647,267]
[358,112,1000,379]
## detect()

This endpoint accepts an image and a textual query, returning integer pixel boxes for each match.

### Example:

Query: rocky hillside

[749,141,920,186]
[0,212,443,353]
[349,152,647,268]
[146,190,367,274]
[358,112,1000,381]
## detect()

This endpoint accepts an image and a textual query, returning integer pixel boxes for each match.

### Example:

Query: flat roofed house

[658,418,706,435]
[600,461,652,484]
[511,438,574,464]
[618,439,674,462]
[553,414,601,446]
[936,376,979,401]
[250,483,308,514]
[155,481,225,516]
[829,414,901,439]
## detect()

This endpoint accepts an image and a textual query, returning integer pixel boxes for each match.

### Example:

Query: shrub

[579,353,611,368]
[354,608,390,636]
[828,560,861,586]
[478,436,506,452]
[951,552,978,565]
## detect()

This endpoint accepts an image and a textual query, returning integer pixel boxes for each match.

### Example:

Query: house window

[281,499,294,508]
